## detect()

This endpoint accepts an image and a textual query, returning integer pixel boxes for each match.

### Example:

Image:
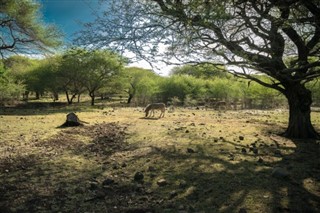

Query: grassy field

[0,103,319,213]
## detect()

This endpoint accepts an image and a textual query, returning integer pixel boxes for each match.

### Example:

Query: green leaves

[0,0,62,56]
[59,48,125,105]
[170,63,228,79]
[0,59,25,104]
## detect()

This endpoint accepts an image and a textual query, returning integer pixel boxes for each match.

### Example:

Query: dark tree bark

[126,82,136,104]
[89,91,95,106]
[70,94,76,104]
[283,84,319,139]
[127,93,134,104]
[66,91,73,104]
[23,91,29,101]
[35,92,40,100]
[65,91,70,104]
[65,91,77,104]
[53,92,59,101]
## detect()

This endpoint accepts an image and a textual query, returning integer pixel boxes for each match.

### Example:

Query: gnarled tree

[76,0,320,139]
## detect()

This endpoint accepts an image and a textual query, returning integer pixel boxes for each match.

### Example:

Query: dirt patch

[39,122,129,156]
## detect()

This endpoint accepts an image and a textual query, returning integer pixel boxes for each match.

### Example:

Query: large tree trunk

[283,84,319,139]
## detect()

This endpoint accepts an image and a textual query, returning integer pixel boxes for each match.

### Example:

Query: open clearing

[0,105,319,213]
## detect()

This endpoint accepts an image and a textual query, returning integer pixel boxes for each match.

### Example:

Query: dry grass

[0,104,319,213]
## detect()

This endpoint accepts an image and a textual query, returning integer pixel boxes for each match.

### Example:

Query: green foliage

[121,67,162,104]
[27,56,62,97]
[184,94,198,107]
[167,65,247,105]
[159,75,191,103]
[307,80,320,106]
[0,0,62,56]
[0,61,4,75]
[3,55,62,101]
[157,72,286,109]
[239,77,286,109]
[2,55,41,100]
[83,50,124,92]
[3,55,37,79]
[0,61,25,105]
[0,77,24,105]
[59,48,125,105]
[204,78,234,100]
[0,49,125,105]
[169,96,182,106]
[59,48,87,103]
[135,75,160,104]
[1,51,292,109]
[170,64,228,79]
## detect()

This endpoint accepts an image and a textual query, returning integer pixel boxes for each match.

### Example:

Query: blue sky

[39,0,100,43]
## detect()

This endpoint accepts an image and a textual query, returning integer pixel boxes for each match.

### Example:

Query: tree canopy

[0,0,62,57]
[120,67,161,104]
[0,60,24,104]
[59,48,125,105]
[77,0,320,88]
[77,0,320,139]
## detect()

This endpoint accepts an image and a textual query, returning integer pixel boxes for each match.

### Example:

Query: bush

[0,72,25,105]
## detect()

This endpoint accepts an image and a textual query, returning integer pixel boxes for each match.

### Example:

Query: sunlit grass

[0,104,319,212]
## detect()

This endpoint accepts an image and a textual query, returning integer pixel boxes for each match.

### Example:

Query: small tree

[82,50,125,106]
[28,56,63,101]
[59,49,87,104]
[3,55,38,100]
[121,67,161,104]
[0,61,24,105]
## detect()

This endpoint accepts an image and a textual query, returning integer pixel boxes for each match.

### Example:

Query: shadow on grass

[0,101,111,116]
[126,137,319,212]
[0,121,319,212]
[0,122,137,212]
[139,117,162,120]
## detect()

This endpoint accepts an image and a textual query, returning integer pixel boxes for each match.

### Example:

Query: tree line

[1,53,320,109]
